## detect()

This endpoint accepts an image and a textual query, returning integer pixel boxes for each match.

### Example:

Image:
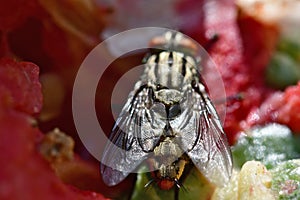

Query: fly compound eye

[168,103,181,119]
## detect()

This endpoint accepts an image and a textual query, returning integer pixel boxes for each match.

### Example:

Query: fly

[100,31,232,192]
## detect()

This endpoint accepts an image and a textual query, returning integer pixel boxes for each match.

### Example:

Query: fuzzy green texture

[271,160,300,200]
[232,124,300,169]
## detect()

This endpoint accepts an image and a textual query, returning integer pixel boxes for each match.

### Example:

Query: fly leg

[213,93,244,105]
[174,186,179,200]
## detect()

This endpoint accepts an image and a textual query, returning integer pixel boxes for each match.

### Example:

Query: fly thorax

[153,89,183,120]
[145,51,194,89]
[154,89,182,105]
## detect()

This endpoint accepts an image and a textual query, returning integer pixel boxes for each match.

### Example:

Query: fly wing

[171,82,232,187]
[100,83,165,186]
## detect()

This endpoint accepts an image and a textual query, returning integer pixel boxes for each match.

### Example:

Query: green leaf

[265,52,300,89]
[277,38,300,62]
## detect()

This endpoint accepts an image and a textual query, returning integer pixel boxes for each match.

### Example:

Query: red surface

[0,58,107,200]
[191,0,278,143]
[248,82,300,133]
[0,0,38,31]
[0,111,105,200]
[278,82,300,132]
[0,58,42,115]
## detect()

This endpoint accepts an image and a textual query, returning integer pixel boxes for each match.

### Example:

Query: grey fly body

[100,31,232,193]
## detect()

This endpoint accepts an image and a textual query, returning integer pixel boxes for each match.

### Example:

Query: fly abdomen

[151,137,187,190]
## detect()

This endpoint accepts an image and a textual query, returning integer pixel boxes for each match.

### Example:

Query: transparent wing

[171,82,232,187]
[100,83,165,186]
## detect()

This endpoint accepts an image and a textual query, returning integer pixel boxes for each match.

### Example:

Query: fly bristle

[144,179,155,189]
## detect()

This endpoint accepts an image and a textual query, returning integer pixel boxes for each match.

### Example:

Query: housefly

[100,31,232,191]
